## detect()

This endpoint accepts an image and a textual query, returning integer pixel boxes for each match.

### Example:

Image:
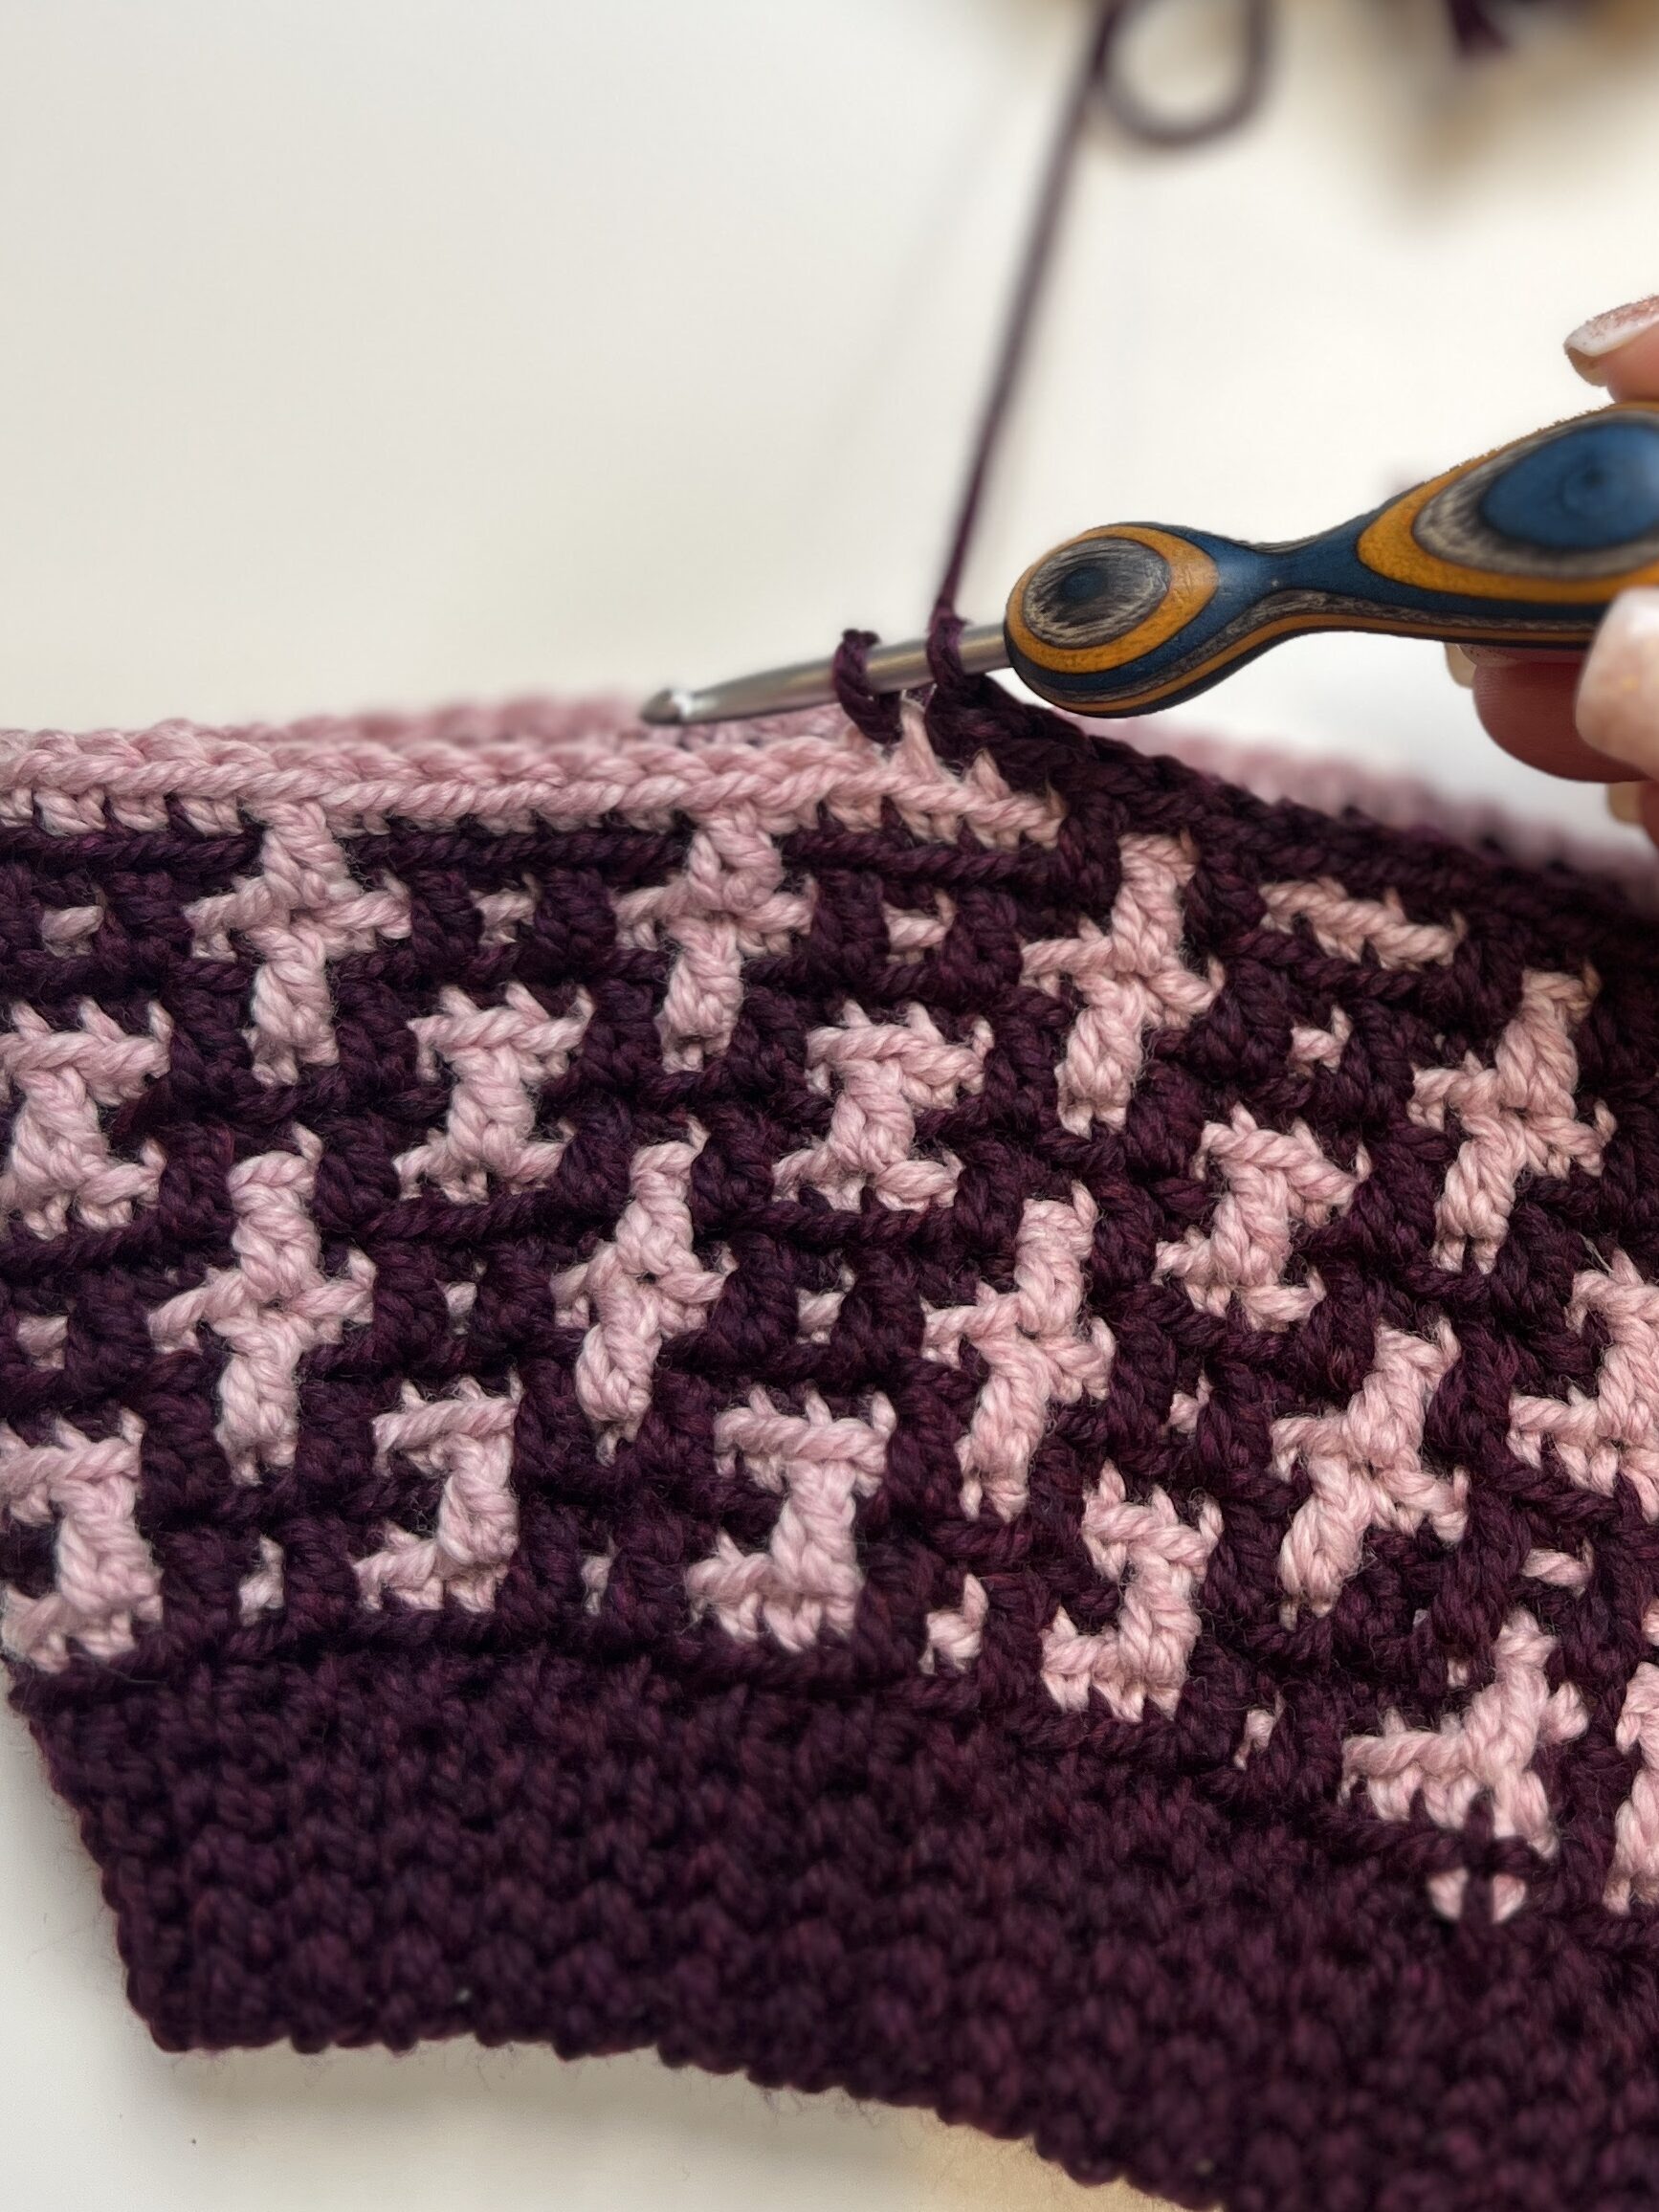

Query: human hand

[1449,297,1659,846]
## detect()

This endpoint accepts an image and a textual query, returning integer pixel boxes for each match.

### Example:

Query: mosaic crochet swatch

[5,686,1659,2212]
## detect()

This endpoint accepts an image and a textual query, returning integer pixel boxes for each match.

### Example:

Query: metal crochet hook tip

[639,622,1008,727]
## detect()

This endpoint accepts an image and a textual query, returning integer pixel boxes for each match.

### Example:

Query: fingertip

[1565,296,1659,396]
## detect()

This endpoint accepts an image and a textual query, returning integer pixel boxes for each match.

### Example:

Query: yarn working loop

[831,628,905,745]
[923,603,969,697]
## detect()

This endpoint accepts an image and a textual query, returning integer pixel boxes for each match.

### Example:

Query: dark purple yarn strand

[932,0,1139,623]
[932,0,1276,626]
[927,0,1274,695]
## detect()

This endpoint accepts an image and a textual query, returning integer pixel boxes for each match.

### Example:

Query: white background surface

[3,3,1659,2206]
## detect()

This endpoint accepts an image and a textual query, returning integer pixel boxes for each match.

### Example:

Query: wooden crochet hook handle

[1005,402,1659,716]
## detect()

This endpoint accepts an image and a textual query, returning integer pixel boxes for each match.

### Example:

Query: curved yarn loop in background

[1095,0,1274,150]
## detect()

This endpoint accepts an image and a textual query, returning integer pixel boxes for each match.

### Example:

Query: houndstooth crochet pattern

[6,678,1659,2212]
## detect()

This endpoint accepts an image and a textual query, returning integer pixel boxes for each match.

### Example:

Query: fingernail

[1578,588,1659,770]
[1445,643,1476,689]
[1565,295,1659,386]
[1607,781,1647,827]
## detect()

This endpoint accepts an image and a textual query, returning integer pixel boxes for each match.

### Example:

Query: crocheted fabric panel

[4,692,1659,2212]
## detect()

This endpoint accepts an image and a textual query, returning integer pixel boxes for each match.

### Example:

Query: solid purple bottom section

[13,1648,1659,2212]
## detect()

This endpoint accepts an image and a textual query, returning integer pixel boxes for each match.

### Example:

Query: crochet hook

[641,403,1659,726]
